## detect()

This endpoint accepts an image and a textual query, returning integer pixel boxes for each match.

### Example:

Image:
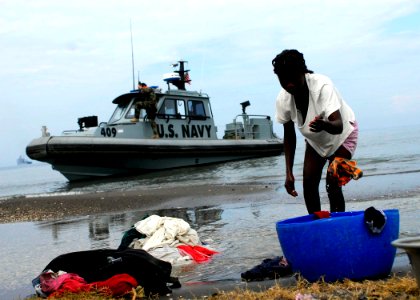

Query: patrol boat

[26,61,283,181]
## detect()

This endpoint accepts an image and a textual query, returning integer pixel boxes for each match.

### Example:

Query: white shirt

[275,73,355,157]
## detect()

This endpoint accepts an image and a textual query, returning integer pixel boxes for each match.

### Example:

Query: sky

[1,0,420,167]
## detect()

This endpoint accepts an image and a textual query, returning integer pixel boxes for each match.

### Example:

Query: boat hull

[26,136,283,181]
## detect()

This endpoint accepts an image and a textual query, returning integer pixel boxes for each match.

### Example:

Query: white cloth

[147,245,192,265]
[275,73,355,157]
[130,215,200,251]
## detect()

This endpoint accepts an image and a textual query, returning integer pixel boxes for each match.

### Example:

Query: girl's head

[272,49,312,74]
[272,50,313,95]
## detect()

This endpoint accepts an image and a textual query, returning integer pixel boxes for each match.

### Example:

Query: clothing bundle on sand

[35,272,138,298]
[241,256,292,281]
[32,248,180,298]
[33,215,218,298]
[119,215,219,265]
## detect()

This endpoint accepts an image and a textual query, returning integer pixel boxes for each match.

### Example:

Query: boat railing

[62,130,81,135]
[228,114,273,139]
[156,113,210,124]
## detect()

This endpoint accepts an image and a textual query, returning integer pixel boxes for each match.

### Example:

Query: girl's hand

[285,174,298,197]
[309,115,325,132]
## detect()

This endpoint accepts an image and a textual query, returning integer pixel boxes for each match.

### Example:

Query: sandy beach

[0,176,419,299]
[0,183,275,224]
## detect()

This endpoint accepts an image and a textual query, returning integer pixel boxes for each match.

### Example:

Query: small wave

[25,191,85,198]
[361,168,420,178]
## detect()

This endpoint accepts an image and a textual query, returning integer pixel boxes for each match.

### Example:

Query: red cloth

[89,273,138,297]
[314,211,331,219]
[48,275,89,297]
[49,273,137,298]
[177,245,219,263]
[41,272,84,294]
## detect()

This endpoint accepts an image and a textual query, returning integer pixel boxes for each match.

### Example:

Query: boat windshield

[108,103,127,123]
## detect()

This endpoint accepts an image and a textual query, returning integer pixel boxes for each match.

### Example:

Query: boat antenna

[172,60,189,91]
[130,20,135,91]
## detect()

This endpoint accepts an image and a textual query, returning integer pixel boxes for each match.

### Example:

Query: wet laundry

[364,206,387,234]
[327,157,363,187]
[177,244,220,263]
[32,248,180,297]
[36,271,138,298]
[241,256,292,281]
[120,215,219,265]
[313,211,330,219]
[33,215,219,297]
[131,215,201,250]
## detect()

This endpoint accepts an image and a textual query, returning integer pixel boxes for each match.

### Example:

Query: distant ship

[17,155,32,165]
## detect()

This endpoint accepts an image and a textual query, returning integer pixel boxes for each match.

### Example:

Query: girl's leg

[326,145,352,212]
[326,176,345,212]
[303,142,327,214]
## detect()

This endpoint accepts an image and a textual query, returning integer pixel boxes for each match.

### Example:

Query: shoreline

[1,181,418,299]
[0,183,276,224]
[2,172,420,224]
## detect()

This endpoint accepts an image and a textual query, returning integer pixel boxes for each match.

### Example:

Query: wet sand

[0,178,418,299]
[0,183,275,223]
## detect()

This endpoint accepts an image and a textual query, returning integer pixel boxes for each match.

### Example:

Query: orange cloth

[327,157,363,187]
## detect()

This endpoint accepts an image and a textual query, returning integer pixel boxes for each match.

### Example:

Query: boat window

[187,100,207,119]
[178,100,186,118]
[157,98,186,119]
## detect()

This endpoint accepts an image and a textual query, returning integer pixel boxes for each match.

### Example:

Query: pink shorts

[342,121,358,157]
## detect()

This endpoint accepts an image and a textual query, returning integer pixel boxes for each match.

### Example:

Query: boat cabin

[104,89,218,139]
[63,61,276,141]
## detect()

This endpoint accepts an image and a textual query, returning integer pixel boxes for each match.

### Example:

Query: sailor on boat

[131,82,159,139]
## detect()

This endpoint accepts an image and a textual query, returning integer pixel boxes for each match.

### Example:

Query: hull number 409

[101,127,117,137]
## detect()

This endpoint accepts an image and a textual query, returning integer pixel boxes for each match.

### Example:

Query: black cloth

[364,206,387,234]
[117,227,146,250]
[37,248,179,296]
[241,256,292,281]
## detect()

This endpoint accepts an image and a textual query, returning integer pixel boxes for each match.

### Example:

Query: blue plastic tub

[276,209,399,282]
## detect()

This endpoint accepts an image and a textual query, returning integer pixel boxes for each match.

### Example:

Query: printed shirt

[275,73,356,157]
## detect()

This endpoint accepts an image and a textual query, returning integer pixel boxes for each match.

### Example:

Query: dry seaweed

[25,275,419,300]
[207,275,419,300]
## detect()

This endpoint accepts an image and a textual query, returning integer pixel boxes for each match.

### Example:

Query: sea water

[1,125,420,299]
[1,125,420,200]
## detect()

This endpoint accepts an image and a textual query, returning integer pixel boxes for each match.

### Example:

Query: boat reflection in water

[83,206,224,244]
[26,61,283,181]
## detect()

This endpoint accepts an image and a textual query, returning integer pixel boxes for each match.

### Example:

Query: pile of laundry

[118,215,219,265]
[32,248,179,298]
[32,215,219,298]
[241,256,292,281]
